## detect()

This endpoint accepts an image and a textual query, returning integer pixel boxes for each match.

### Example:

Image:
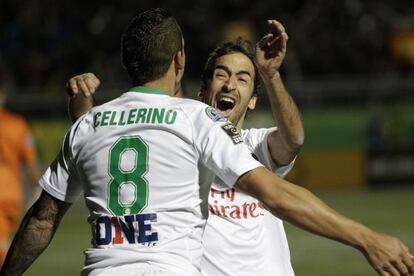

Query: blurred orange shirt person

[0,84,40,266]
[0,109,38,202]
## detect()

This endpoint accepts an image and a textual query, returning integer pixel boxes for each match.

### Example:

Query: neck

[234,109,249,131]
[141,62,177,96]
[142,80,174,96]
[235,117,244,131]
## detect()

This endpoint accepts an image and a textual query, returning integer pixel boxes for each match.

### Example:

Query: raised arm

[236,167,413,276]
[0,191,71,276]
[255,20,304,166]
[66,73,100,122]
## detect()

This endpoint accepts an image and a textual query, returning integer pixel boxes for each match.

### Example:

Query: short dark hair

[200,38,261,96]
[121,8,183,86]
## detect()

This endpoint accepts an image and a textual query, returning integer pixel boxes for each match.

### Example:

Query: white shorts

[93,263,183,276]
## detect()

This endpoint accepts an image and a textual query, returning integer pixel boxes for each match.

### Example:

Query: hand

[66,73,100,97]
[255,20,288,78]
[363,232,413,275]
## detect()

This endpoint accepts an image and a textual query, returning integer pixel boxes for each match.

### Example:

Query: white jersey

[39,87,263,276]
[201,128,295,276]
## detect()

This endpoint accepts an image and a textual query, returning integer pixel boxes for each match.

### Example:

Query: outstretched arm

[0,191,71,276]
[66,73,100,122]
[236,167,413,276]
[255,20,304,166]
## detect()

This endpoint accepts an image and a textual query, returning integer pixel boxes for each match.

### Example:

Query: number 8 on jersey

[108,136,149,215]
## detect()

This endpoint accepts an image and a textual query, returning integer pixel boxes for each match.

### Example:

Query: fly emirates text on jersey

[209,188,265,219]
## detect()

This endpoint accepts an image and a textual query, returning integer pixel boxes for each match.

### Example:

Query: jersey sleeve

[243,128,295,178]
[39,126,82,203]
[192,106,263,188]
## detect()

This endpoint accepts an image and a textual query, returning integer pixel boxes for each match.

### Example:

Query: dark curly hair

[121,8,183,86]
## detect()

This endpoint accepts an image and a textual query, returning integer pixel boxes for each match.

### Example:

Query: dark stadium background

[1,0,413,275]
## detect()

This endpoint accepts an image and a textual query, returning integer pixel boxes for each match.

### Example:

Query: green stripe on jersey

[128,86,170,96]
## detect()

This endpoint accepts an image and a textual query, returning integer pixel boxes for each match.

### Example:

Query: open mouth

[216,97,235,118]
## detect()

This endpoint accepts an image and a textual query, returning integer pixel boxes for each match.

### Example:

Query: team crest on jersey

[205,107,227,122]
[221,123,243,144]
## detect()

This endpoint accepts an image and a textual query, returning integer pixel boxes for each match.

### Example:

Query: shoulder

[76,95,126,126]
[171,97,208,113]
[175,98,229,123]
[170,98,221,122]
[66,110,96,146]
[92,94,126,111]
[242,127,277,144]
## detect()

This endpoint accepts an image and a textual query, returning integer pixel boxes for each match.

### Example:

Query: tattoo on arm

[0,191,71,276]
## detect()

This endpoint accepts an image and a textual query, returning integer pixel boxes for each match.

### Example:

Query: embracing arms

[255,20,304,166]
[236,167,413,276]
[66,73,99,122]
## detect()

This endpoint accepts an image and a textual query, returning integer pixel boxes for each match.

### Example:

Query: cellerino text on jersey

[94,108,177,127]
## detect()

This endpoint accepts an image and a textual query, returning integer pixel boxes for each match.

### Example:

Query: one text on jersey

[94,213,159,247]
[94,108,177,127]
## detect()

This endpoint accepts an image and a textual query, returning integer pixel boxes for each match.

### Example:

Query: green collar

[128,86,170,96]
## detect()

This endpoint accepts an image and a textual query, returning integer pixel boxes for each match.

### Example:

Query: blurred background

[1,0,413,275]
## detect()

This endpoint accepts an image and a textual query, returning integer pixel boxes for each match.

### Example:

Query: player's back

[77,88,202,219]
[74,87,205,275]
[40,86,262,276]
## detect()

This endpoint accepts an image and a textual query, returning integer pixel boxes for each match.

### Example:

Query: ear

[174,48,185,72]
[173,48,185,92]
[247,95,257,110]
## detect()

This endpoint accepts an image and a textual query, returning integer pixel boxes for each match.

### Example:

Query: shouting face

[202,52,257,128]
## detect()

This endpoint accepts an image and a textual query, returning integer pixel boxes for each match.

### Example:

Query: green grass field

[23,187,414,276]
